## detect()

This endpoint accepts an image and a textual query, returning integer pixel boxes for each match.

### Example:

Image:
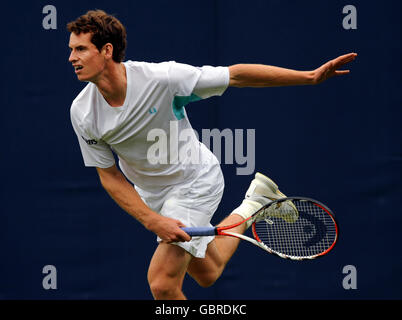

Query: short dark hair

[67,10,127,62]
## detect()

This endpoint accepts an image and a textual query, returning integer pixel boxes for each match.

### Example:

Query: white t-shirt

[70,61,230,191]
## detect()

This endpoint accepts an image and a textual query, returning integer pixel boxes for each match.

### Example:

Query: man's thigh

[148,242,193,285]
[148,238,224,289]
[186,239,224,287]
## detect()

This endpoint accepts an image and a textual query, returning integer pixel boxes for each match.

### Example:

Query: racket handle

[181,227,216,236]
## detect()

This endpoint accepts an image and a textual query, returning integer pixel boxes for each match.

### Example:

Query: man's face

[68,32,105,82]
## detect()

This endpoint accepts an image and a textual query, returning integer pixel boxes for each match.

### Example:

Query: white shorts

[135,164,224,258]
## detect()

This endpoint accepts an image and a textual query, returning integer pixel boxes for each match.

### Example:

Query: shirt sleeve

[70,107,116,168]
[167,62,230,99]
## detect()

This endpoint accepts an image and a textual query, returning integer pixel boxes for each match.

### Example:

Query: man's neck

[94,62,127,107]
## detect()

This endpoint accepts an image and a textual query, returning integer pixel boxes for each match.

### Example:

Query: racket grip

[181,227,216,237]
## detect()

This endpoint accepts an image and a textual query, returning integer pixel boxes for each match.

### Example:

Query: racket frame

[183,196,339,260]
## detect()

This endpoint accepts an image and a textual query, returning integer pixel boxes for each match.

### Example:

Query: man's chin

[75,70,97,83]
[76,74,90,82]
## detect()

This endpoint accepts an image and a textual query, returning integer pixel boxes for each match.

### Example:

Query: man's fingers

[158,217,192,243]
[334,53,357,67]
[164,234,191,243]
[337,52,358,61]
[173,220,192,242]
[177,225,192,242]
[176,220,186,228]
[335,70,350,75]
[161,230,191,243]
[315,53,356,83]
[180,230,192,242]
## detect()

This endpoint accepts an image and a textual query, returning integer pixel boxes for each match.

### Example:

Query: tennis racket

[182,197,338,260]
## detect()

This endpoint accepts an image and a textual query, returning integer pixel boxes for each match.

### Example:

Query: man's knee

[148,278,181,299]
[193,270,220,288]
[187,242,224,288]
[147,243,191,299]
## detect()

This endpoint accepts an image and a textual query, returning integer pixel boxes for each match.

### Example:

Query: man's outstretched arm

[228,52,357,87]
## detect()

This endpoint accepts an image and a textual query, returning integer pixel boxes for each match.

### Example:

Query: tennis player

[67,10,356,299]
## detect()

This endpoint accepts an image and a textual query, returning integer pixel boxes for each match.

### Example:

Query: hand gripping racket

[182,197,338,260]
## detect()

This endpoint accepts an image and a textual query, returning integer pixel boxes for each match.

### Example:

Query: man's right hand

[147,215,192,243]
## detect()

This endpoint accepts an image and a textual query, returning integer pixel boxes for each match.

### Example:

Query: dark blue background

[1,0,400,299]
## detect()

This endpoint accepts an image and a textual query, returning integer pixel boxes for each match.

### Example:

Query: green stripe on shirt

[172,93,201,120]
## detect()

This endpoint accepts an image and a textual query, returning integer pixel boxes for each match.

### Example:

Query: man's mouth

[74,65,83,71]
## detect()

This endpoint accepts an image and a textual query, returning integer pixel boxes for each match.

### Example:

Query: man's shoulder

[70,82,94,121]
[125,60,173,69]
[71,82,93,106]
[124,60,174,79]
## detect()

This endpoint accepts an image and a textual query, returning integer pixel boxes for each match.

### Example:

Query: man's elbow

[96,166,122,189]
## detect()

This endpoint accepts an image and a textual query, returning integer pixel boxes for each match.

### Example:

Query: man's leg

[147,215,245,299]
[186,213,245,287]
[147,242,192,300]
[187,172,292,287]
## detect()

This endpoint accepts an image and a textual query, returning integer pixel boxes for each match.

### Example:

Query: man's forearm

[98,170,158,230]
[96,167,191,243]
[228,64,315,87]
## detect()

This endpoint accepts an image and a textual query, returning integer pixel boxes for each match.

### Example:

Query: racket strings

[253,200,337,259]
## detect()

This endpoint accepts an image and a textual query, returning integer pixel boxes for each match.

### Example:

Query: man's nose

[68,50,76,63]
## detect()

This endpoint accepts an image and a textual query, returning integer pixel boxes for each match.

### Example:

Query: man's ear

[102,43,114,60]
